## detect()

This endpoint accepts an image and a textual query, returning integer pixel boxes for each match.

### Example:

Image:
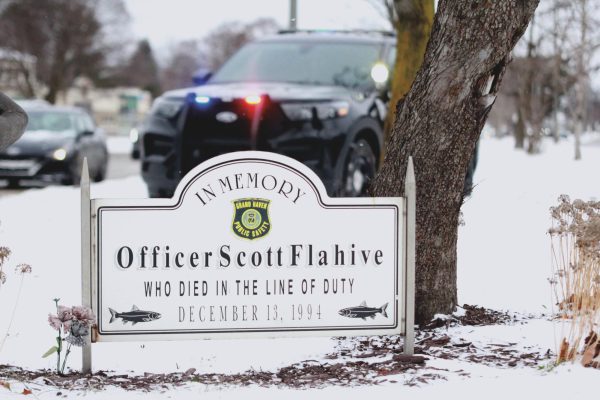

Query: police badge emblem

[232,198,271,240]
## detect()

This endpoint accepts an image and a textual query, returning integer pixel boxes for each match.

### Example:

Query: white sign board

[83,152,413,345]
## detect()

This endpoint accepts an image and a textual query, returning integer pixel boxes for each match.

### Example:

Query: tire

[70,172,81,186]
[94,160,107,182]
[339,138,376,197]
[148,188,171,198]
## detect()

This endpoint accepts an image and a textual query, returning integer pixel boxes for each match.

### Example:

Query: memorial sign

[80,151,415,371]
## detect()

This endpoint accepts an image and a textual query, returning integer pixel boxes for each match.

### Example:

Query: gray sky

[124,0,390,51]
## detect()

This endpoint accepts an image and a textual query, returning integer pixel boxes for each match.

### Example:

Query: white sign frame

[80,152,416,373]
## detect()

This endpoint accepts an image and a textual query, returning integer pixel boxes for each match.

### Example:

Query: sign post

[81,158,92,374]
[404,157,416,356]
[80,151,415,370]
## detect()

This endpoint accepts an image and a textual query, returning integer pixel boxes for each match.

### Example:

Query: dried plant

[549,195,600,366]
[0,246,11,288]
[0,238,32,356]
[0,263,32,355]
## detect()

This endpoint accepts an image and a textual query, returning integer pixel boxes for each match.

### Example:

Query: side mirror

[192,68,213,86]
[77,130,94,141]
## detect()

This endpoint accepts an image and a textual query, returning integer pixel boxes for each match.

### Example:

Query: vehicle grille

[144,134,174,157]
[0,158,41,177]
[180,98,286,175]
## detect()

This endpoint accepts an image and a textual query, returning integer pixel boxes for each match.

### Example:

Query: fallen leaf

[22,388,32,395]
[0,380,10,390]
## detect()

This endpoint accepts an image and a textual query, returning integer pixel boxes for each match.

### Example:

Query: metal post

[404,156,416,355]
[289,0,298,30]
[81,158,92,374]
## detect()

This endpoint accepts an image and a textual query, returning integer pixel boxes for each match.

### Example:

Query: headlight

[151,97,183,119]
[281,101,349,121]
[371,62,390,85]
[52,148,67,161]
[280,104,313,121]
[129,128,139,143]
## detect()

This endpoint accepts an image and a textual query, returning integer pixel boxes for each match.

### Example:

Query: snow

[106,136,133,155]
[1,134,600,398]
[458,134,600,313]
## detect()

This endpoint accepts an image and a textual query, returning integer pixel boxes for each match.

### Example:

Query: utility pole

[289,0,298,30]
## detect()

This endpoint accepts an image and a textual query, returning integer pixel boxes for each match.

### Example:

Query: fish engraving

[108,305,161,325]
[338,301,388,320]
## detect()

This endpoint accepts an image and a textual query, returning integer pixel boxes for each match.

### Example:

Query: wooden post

[404,156,416,355]
[81,158,92,374]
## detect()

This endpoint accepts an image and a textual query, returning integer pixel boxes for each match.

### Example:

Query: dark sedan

[0,105,108,187]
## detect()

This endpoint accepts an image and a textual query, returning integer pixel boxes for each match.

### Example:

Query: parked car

[140,30,397,198]
[0,104,108,187]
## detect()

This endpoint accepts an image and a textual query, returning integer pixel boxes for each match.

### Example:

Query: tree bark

[371,0,539,324]
[383,0,434,148]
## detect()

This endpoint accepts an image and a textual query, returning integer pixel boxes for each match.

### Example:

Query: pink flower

[48,314,62,331]
[57,306,72,321]
[56,306,73,333]
[72,306,95,325]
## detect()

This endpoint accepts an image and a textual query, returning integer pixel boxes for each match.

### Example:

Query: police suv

[140,30,396,198]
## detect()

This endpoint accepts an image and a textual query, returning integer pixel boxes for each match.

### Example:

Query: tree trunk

[551,5,561,144]
[371,0,539,324]
[574,0,588,161]
[515,107,526,149]
[524,16,541,155]
[383,0,434,149]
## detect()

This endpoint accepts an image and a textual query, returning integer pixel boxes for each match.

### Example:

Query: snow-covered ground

[458,134,600,313]
[0,135,599,398]
[106,135,134,155]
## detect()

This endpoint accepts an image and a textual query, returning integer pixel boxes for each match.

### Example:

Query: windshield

[25,111,77,136]
[210,40,384,89]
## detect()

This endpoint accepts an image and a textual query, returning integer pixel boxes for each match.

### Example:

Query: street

[0,152,140,198]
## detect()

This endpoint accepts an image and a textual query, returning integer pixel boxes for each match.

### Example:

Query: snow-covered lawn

[0,135,599,398]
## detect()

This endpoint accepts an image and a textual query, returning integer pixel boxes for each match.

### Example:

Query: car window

[74,115,87,133]
[82,114,95,132]
[386,46,396,71]
[25,111,78,136]
[211,40,384,90]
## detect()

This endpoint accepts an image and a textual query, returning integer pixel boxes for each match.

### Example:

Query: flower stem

[61,343,72,374]
[56,333,63,374]
[56,340,61,374]
[0,275,25,354]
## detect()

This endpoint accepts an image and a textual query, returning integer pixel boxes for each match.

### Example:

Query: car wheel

[71,171,81,186]
[94,160,107,182]
[148,187,174,198]
[7,178,19,188]
[149,189,164,198]
[340,138,376,197]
